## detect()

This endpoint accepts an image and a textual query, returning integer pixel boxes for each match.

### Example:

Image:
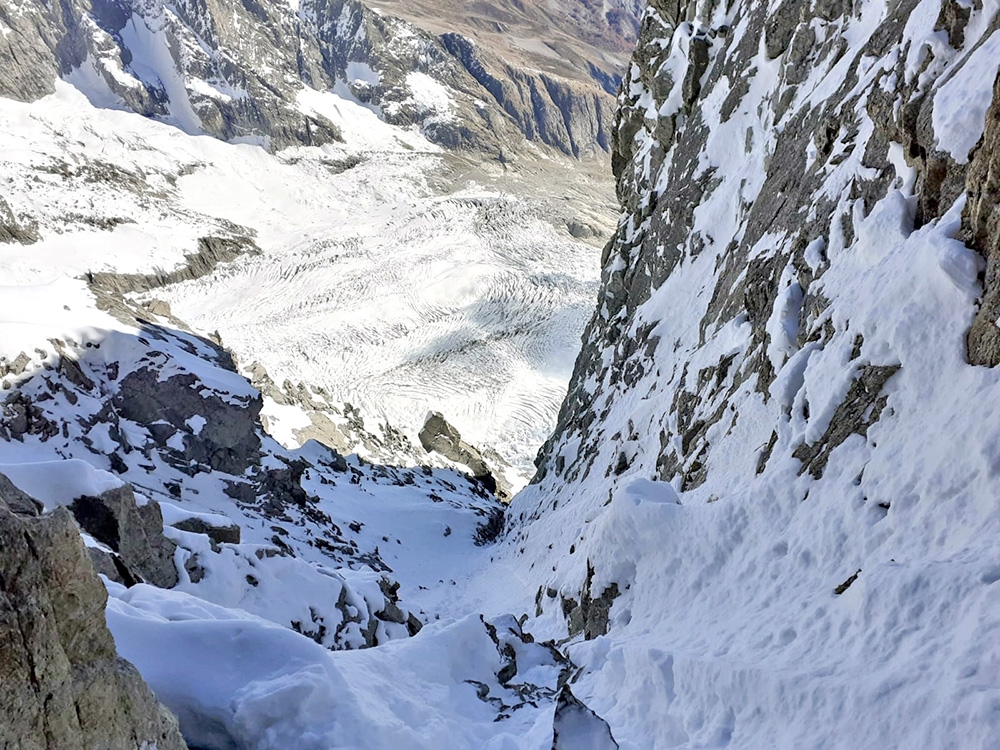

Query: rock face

[551,685,619,750]
[114,367,263,476]
[964,70,1000,366]
[72,484,179,588]
[88,235,261,296]
[0,197,38,245]
[170,515,241,545]
[419,411,511,499]
[0,0,620,158]
[0,478,187,750]
[533,0,999,491]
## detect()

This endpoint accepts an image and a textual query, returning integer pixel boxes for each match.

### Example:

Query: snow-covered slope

[5,0,1000,747]
[0,267,586,746]
[0,78,609,481]
[491,0,1000,747]
[0,7,616,744]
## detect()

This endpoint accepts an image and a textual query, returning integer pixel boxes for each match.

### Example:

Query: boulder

[419,411,511,499]
[170,516,241,546]
[70,484,179,589]
[113,367,262,476]
[0,480,187,749]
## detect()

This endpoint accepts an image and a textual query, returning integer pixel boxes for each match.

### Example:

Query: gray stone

[0,490,187,750]
[2,352,32,378]
[551,685,619,750]
[964,69,1000,367]
[793,365,900,479]
[0,473,42,516]
[88,235,261,295]
[560,562,620,641]
[113,367,262,476]
[0,197,38,244]
[70,484,179,588]
[419,411,511,499]
[171,516,242,545]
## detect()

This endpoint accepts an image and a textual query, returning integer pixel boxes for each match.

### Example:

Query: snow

[346,61,382,87]
[296,85,427,150]
[2,0,999,746]
[933,29,1000,163]
[405,72,456,118]
[158,502,234,530]
[0,278,123,361]
[63,55,131,110]
[0,460,124,511]
[106,586,559,750]
[0,74,598,475]
[120,12,203,134]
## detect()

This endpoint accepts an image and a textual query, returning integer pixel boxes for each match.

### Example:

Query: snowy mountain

[0,0,627,157]
[505,0,1000,746]
[3,0,1000,747]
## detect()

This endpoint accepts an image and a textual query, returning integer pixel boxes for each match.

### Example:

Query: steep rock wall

[504,0,1000,746]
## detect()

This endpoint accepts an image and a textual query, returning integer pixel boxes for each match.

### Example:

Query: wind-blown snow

[107,589,560,750]
[932,30,1000,162]
[0,460,124,510]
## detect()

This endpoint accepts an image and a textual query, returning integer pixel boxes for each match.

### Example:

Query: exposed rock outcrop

[551,685,619,750]
[170,516,241,546]
[964,69,1000,367]
[419,411,511,499]
[533,0,999,491]
[558,562,620,641]
[72,484,179,589]
[0,478,186,750]
[0,197,38,245]
[87,235,261,296]
[0,0,618,158]
[113,366,263,476]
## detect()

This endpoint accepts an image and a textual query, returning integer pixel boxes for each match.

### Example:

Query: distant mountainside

[0,0,639,158]
[367,0,645,71]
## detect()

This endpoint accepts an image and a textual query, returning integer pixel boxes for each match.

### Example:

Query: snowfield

[0,58,613,749]
[0,78,605,482]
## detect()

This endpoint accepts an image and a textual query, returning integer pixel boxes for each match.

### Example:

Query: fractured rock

[170,516,242,546]
[419,411,509,498]
[114,367,262,475]
[964,69,1000,367]
[70,484,179,589]
[0,485,187,749]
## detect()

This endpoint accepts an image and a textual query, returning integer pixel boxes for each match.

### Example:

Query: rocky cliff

[502,0,1000,746]
[536,0,1000,487]
[4,0,1000,746]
